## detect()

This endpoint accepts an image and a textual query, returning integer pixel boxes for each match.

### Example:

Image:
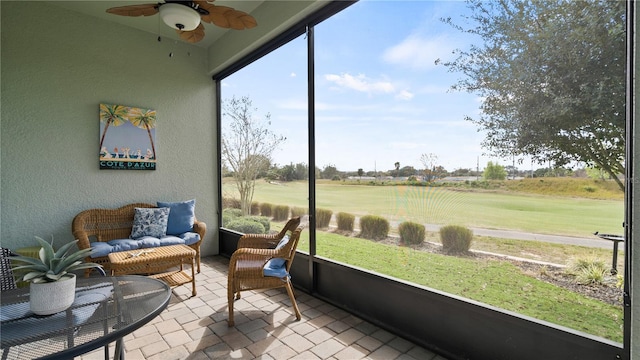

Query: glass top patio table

[1,275,171,360]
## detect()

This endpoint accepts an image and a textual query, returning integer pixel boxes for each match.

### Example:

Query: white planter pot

[29,274,76,315]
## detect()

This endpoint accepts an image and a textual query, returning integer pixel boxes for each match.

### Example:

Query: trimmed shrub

[399,221,425,245]
[273,205,290,221]
[359,215,389,240]
[226,218,265,234]
[250,202,260,215]
[222,197,241,209]
[222,212,233,227]
[316,208,333,228]
[291,206,308,218]
[223,208,243,217]
[247,216,271,233]
[260,202,273,217]
[336,212,355,231]
[440,225,473,254]
[222,208,242,219]
[222,208,242,227]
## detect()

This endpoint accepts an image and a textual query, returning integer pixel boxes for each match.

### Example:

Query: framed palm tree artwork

[99,103,157,170]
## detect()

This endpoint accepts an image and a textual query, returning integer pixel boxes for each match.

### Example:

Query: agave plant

[11,236,102,283]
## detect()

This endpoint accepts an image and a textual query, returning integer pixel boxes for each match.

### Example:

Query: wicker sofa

[72,202,206,276]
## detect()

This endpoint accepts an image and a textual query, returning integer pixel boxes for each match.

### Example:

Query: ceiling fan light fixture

[159,3,200,31]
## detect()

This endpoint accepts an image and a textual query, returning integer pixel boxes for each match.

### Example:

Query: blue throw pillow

[157,199,196,235]
[130,207,170,239]
[264,235,290,269]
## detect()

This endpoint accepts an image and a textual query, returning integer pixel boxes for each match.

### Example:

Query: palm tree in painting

[99,104,129,152]
[129,107,157,160]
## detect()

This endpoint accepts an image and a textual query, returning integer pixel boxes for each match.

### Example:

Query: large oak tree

[438,0,626,190]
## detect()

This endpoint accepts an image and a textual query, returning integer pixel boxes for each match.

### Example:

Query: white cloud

[324,73,395,94]
[395,90,414,101]
[382,34,456,70]
[290,72,297,77]
[323,73,417,104]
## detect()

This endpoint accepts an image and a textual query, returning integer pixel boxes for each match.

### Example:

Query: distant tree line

[222,160,608,183]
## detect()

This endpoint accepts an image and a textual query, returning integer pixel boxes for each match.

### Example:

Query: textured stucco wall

[0,2,219,255]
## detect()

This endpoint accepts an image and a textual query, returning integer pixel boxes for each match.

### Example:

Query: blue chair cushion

[89,232,201,258]
[130,207,170,239]
[108,239,140,251]
[178,232,201,245]
[157,199,196,235]
[263,263,289,278]
[89,242,113,258]
[136,236,183,248]
[263,235,290,277]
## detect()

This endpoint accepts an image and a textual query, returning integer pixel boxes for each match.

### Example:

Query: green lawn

[227,178,625,342]
[236,179,624,237]
[296,229,624,342]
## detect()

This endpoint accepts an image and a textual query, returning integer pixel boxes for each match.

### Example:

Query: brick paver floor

[80,256,449,360]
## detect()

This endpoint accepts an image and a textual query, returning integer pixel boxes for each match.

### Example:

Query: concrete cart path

[333,216,622,250]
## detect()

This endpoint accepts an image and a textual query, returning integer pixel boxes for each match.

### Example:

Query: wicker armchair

[227,217,304,326]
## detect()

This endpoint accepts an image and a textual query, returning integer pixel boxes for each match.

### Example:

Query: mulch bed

[505,258,623,306]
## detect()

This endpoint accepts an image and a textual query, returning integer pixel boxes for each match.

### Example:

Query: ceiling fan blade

[224,11,257,30]
[177,23,205,43]
[106,4,159,17]
[195,1,257,30]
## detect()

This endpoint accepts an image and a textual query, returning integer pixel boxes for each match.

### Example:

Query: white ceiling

[50,1,266,49]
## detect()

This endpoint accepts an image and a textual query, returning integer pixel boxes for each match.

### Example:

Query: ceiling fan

[106,0,257,43]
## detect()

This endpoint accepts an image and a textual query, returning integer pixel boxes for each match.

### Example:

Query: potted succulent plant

[11,236,102,315]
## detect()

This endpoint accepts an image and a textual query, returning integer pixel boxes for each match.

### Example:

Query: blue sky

[222,1,531,173]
